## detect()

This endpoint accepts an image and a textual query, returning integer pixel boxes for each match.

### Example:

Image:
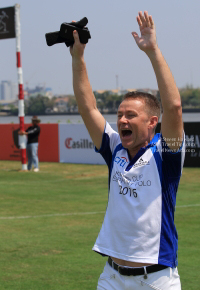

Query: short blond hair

[123,91,161,120]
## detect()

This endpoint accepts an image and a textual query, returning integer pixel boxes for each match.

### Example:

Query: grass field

[0,161,199,290]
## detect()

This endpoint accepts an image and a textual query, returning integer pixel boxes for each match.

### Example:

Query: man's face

[32,120,37,126]
[117,98,154,155]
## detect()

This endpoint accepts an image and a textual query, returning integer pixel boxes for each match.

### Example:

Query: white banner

[59,123,117,164]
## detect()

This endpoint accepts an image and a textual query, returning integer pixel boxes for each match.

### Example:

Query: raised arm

[70,30,105,150]
[132,11,183,150]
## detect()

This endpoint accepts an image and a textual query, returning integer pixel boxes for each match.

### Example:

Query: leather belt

[108,257,168,277]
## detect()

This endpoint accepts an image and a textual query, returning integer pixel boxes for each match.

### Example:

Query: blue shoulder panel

[152,136,183,267]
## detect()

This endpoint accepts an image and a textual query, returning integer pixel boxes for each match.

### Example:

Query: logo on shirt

[114,156,128,167]
[133,157,150,168]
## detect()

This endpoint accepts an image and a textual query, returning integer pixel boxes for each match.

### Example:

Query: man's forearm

[132,11,183,146]
[72,57,97,116]
[146,48,181,111]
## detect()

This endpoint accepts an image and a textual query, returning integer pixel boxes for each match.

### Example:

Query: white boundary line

[176,204,200,208]
[0,204,200,220]
[0,211,105,220]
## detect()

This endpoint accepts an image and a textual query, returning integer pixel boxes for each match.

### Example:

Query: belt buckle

[143,266,148,279]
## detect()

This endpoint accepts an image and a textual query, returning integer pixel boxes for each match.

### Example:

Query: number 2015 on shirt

[119,185,137,198]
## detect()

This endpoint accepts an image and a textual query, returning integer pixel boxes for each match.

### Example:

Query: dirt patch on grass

[42,249,62,256]
[65,172,107,179]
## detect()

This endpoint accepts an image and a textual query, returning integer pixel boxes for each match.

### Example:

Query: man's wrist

[72,57,86,71]
[145,46,161,60]
[72,56,85,65]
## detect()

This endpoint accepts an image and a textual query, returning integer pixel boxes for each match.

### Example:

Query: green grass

[0,161,199,290]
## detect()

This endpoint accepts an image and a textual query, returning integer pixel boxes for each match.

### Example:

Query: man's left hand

[132,11,157,54]
[18,130,26,135]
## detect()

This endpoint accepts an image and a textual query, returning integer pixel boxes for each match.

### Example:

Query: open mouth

[121,129,132,138]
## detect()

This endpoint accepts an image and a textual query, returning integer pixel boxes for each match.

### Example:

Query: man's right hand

[70,29,86,60]
[70,23,105,150]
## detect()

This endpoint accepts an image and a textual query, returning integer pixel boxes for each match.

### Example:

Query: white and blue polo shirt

[92,122,185,268]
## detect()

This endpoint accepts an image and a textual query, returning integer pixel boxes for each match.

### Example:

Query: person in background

[19,116,41,172]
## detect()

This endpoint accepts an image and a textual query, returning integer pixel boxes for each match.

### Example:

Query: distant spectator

[19,116,41,172]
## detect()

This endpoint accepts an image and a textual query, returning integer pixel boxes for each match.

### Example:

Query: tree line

[2,87,200,116]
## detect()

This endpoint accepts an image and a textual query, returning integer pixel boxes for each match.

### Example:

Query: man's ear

[149,116,158,131]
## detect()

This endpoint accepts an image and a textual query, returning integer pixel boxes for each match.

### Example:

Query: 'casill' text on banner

[0,6,15,40]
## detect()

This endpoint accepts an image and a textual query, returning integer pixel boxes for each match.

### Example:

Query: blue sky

[0,0,200,95]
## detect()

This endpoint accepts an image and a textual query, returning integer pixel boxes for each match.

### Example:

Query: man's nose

[119,115,128,123]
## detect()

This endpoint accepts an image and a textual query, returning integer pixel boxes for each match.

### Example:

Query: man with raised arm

[70,11,184,290]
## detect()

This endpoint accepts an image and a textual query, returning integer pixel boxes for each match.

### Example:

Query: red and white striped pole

[15,4,27,170]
